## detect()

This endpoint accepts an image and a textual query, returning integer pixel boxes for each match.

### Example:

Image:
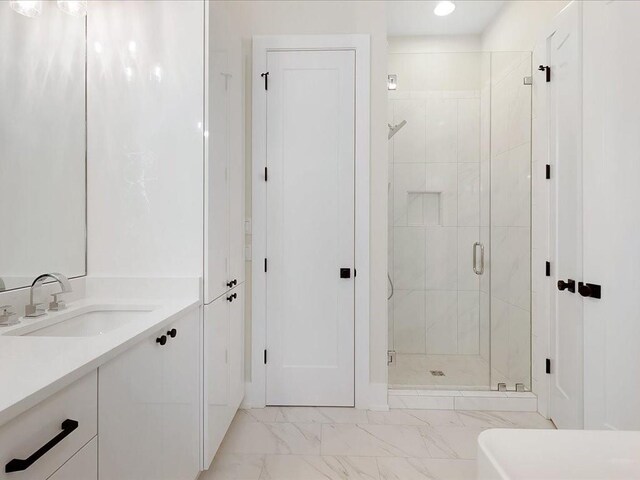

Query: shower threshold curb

[388,388,537,412]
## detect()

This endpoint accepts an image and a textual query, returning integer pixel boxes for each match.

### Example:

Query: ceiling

[387,1,505,36]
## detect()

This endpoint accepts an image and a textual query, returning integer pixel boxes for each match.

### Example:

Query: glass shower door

[488,52,532,391]
[387,52,492,390]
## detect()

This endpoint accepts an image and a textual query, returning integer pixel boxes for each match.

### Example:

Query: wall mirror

[0,1,87,292]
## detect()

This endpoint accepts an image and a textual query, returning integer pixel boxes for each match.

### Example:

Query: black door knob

[557,279,576,293]
[167,328,177,338]
[578,282,602,299]
[156,335,167,346]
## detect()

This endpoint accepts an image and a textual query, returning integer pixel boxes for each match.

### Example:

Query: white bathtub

[477,429,640,479]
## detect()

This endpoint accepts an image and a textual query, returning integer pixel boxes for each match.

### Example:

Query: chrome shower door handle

[473,242,485,275]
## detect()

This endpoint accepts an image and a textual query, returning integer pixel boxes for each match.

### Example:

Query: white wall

[87,1,205,279]
[482,1,570,52]
[219,0,389,396]
[388,35,481,54]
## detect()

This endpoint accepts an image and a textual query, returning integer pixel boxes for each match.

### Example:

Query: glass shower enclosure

[387,51,532,392]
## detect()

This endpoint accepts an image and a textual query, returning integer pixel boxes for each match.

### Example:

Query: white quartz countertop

[0,297,200,427]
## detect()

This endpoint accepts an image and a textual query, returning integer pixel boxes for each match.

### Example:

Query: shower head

[388,120,407,140]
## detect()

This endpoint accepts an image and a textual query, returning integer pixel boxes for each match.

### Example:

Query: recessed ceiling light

[434,1,456,16]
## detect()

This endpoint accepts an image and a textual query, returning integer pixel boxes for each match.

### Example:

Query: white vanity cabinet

[48,437,97,480]
[98,308,200,480]
[205,25,245,305]
[204,283,245,467]
[0,371,97,480]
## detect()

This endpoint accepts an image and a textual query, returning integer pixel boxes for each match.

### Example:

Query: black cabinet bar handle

[5,419,79,473]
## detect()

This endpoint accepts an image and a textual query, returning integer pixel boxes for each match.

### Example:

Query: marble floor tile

[236,408,281,424]
[376,458,476,480]
[199,453,264,480]
[457,410,554,429]
[419,427,487,459]
[206,407,554,480]
[367,410,463,428]
[259,455,380,480]
[321,424,430,458]
[275,407,370,424]
[219,421,322,455]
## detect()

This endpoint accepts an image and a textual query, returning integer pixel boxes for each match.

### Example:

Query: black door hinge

[546,358,551,374]
[545,261,551,277]
[264,349,267,364]
[261,72,269,90]
[538,65,551,82]
[264,166,268,182]
[546,164,551,179]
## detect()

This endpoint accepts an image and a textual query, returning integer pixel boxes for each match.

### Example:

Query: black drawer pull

[226,293,237,302]
[167,328,177,338]
[5,419,79,473]
[156,335,167,346]
[226,279,238,288]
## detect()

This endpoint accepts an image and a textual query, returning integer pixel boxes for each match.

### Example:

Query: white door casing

[546,0,584,429]
[265,49,355,406]
[251,35,370,409]
[582,0,640,430]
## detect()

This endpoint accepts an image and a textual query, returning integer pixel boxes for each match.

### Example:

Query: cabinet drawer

[0,371,97,480]
[47,437,97,480]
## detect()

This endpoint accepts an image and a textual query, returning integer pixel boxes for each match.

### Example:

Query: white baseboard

[241,381,389,411]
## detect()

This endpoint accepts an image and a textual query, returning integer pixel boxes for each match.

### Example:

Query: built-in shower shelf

[406,190,442,226]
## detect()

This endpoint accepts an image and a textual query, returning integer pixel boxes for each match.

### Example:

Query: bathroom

[0,1,639,479]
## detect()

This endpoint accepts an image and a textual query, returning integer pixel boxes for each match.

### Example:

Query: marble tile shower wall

[388,90,482,357]
[489,52,532,389]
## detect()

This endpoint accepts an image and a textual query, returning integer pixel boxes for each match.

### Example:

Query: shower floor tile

[389,354,490,389]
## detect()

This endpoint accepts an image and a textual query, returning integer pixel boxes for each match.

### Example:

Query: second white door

[265,49,355,406]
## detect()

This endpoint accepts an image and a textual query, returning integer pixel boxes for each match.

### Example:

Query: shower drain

[430,370,445,376]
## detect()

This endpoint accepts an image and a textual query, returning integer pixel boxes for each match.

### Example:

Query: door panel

[162,310,200,480]
[548,1,584,429]
[229,284,245,409]
[206,50,230,303]
[583,0,640,430]
[265,50,355,406]
[204,297,230,466]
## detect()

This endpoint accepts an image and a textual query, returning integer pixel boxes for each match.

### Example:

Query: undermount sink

[6,305,155,337]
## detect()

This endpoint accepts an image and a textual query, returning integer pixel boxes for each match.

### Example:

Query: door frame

[249,35,371,409]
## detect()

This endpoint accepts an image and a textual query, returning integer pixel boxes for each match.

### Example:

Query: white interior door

[547,1,584,429]
[265,49,355,406]
[583,0,640,430]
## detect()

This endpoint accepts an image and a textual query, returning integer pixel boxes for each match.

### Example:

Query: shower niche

[407,191,441,226]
